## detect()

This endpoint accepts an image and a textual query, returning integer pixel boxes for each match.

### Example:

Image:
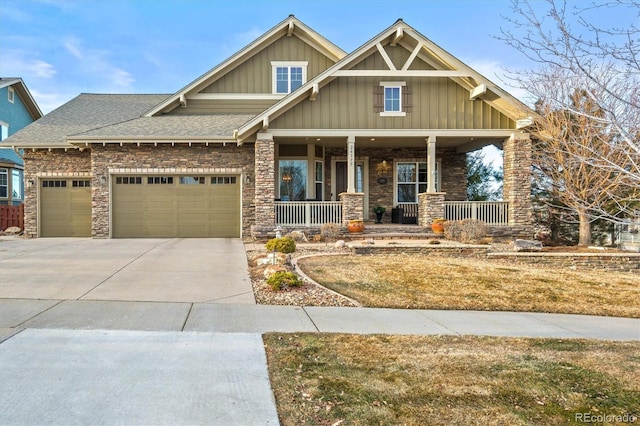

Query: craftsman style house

[0,16,533,238]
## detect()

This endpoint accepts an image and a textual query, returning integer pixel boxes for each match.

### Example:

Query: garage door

[40,178,92,237]
[112,175,241,238]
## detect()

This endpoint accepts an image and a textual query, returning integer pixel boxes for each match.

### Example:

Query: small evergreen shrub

[265,236,296,253]
[266,271,303,291]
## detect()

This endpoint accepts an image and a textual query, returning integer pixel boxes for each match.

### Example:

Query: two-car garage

[39,174,241,238]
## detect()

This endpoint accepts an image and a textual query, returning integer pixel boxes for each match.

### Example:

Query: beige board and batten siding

[270,47,515,130]
[201,35,336,94]
[112,175,240,238]
[40,178,91,237]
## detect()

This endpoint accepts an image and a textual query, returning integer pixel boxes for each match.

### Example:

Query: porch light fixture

[282,173,292,182]
[100,175,107,185]
[375,160,391,177]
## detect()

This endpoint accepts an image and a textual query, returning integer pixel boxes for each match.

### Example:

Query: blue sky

[0,0,632,116]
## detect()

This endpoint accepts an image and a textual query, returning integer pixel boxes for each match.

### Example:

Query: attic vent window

[8,87,15,103]
[272,61,308,94]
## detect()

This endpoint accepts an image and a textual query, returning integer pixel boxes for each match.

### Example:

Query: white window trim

[393,159,441,204]
[0,123,8,141]
[380,81,406,117]
[8,87,15,103]
[271,61,308,94]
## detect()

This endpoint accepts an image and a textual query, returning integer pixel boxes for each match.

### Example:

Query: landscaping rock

[335,240,346,248]
[514,239,543,252]
[288,230,308,242]
[256,252,287,265]
[262,265,288,279]
[3,226,21,235]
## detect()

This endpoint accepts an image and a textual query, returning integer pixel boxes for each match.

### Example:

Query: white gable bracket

[309,83,319,101]
[470,84,487,100]
[262,116,269,131]
[179,94,187,108]
[287,21,295,36]
[390,27,403,46]
[376,43,397,71]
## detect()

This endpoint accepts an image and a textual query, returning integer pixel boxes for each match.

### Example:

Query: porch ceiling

[275,135,505,151]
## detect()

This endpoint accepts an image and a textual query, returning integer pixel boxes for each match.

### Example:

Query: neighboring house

[0,78,43,206]
[0,16,533,238]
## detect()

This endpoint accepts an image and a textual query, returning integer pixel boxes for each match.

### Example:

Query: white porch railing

[275,201,343,227]
[444,201,509,226]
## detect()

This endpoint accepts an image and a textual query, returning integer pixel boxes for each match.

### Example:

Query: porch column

[252,132,276,237]
[427,136,436,193]
[347,135,356,193]
[503,132,533,234]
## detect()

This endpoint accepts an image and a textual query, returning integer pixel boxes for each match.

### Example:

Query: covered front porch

[252,130,532,238]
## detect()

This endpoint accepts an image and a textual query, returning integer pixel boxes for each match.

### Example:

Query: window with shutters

[271,61,308,94]
[374,81,411,117]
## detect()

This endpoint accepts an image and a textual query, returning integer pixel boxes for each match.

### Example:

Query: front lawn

[297,254,640,317]
[265,334,640,425]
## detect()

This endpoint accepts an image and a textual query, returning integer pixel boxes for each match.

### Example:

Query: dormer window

[272,61,307,94]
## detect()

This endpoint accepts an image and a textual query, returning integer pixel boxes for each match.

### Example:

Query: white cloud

[1,50,57,79]
[29,89,74,114]
[62,37,135,90]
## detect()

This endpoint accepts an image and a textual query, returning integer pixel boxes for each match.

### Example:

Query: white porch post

[347,135,356,193]
[427,135,436,192]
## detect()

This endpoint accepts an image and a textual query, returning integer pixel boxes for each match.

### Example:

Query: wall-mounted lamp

[375,160,391,177]
[100,175,107,185]
[27,179,35,188]
[245,174,251,184]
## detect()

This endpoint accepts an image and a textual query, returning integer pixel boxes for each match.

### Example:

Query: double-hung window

[378,81,408,117]
[272,61,307,94]
[396,161,439,203]
[0,168,7,198]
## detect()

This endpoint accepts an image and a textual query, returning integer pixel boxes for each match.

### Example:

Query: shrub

[444,219,487,243]
[320,222,341,242]
[265,236,296,253]
[266,271,303,291]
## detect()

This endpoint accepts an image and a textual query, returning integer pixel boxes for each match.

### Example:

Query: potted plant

[373,205,386,223]
[431,217,446,234]
[347,219,365,233]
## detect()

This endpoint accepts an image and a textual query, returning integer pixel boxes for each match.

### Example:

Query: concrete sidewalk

[2,300,639,340]
[1,302,638,426]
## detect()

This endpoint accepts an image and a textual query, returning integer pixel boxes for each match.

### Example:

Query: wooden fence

[0,204,24,231]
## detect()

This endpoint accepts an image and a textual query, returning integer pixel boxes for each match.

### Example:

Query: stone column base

[340,192,364,225]
[418,192,446,227]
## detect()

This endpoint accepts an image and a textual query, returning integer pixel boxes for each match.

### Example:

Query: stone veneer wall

[91,144,255,238]
[22,149,91,238]
[487,252,640,273]
[503,133,533,233]
[418,192,446,226]
[340,192,364,224]
[252,135,275,237]
[324,146,467,218]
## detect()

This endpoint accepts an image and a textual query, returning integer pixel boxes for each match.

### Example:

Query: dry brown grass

[297,254,640,317]
[264,334,640,425]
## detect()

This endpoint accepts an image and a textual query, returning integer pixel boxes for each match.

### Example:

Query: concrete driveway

[0,237,254,303]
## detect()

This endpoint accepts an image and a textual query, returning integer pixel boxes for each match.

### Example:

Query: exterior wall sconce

[375,160,391,177]
[100,175,107,185]
[245,174,251,184]
[27,179,35,188]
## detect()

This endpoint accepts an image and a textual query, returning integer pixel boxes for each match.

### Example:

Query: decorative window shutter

[402,86,412,113]
[373,85,384,112]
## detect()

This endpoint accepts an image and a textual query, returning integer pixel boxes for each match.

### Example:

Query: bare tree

[533,89,634,245]
[498,0,640,190]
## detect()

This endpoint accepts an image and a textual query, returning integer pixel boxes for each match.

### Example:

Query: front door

[333,160,368,218]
